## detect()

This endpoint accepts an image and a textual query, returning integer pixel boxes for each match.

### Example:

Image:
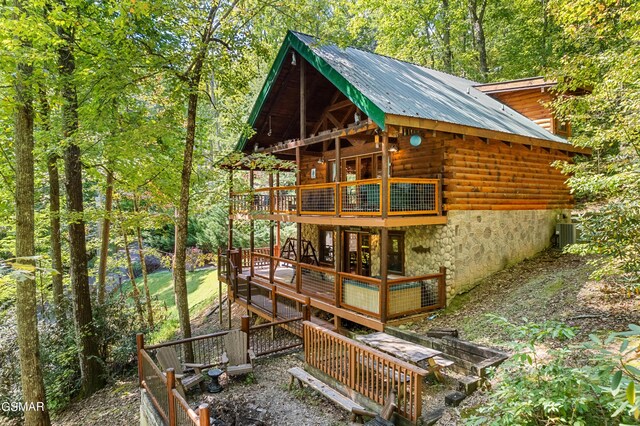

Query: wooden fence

[303,321,428,423]
[137,316,303,426]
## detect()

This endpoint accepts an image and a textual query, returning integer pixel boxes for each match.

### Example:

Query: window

[319,229,335,265]
[388,232,404,275]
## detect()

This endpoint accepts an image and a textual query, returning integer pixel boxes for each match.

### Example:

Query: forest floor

[48,249,640,426]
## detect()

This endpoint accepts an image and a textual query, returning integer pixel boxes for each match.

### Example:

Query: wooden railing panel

[339,179,382,215]
[299,263,336,303]
[299,183,337,215]
[387,269,446,319]
[338,273,381,318]
[140,349,169,424]
[303,321,427,423]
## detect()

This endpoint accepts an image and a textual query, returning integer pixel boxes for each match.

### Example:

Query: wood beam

[385,114,591,154]
[263,120,377,154]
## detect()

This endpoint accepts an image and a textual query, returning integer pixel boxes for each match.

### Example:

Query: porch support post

[269,173,275,284]
[335,225,342,302]
[335,136,341,217]
[380,227,389,323]
[249,170,255,277]
[381,132,389,219]
[276,172,281,257]
[228,170,234,250]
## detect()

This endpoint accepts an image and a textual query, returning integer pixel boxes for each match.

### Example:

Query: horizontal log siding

[443,137,574,210]
[391,135,444,178]
[492,89,555,133]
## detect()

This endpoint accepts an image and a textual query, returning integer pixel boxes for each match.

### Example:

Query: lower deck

[219,248,446,330]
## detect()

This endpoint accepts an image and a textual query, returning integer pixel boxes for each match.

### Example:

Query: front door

[343,231,371,277]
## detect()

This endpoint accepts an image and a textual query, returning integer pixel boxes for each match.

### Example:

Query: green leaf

[627,381,636,405]
[611,370,623,390]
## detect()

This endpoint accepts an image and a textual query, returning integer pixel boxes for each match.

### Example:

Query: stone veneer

[301,209,569,304]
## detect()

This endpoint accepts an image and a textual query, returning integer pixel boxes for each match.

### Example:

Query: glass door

[343,231,371,277]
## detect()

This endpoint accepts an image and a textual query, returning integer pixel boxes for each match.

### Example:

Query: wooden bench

[288,367,365,421]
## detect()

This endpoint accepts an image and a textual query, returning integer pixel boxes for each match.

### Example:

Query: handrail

[230,177,442,218]
[144,330,229,350]
[338,271,381,286]
[304,321,427,422]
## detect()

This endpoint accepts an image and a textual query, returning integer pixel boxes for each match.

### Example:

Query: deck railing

[137,315,303,426]
[303,321,428,423]
[236,252,446,322]
[340,178,382,215]
[229,178,441,217]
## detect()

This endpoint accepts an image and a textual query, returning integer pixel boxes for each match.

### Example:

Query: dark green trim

[236,31,386,152]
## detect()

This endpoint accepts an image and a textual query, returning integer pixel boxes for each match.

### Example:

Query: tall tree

[57,2,104,395]
[38,89,66,320]
[468,0,488,80]
[13,3,51,422]
[134,195,154,328]
[97,168,113,304]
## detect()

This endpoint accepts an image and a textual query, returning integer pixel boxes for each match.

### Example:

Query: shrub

[465,316,624,426]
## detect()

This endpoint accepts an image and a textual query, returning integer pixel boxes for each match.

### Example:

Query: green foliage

[550,0,640,291]
[467,317,640,425]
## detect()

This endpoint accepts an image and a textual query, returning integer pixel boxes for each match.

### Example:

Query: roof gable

[238,31,567,151]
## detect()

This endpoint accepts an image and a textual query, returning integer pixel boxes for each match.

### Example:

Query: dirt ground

[47,249,639,426]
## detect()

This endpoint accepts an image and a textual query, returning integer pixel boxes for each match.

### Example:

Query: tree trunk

[14,36,52,426]
[441,0,453,74]
[134,195,154,328]
[121,220,145,326]
[58,19,105,397]
[468,0,489,80]
[39,89,65,320]
[173,80,200,359]
[97,169,113,304]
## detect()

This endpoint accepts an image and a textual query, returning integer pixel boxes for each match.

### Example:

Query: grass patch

[119,268,224,343]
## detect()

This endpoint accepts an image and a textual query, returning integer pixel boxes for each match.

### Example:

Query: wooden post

[300,58,306,141]
[247,277,252,306]
[228,170,234,250]
[166,368,176,426]
[199,404,211,426]
[437,173,443,216]
[276,172,281,256]
[241,315,251,363]
[271,286,278,320]
[303,297,311,321]
[335,136,341,216]
[269,221,275,284]
[439,266,447,308]
[381,132,389,219]
[294,264,301,295]
[136,333,144,388]
[249,170,255,277]
[380,228,389,323]
[335,225,342,308]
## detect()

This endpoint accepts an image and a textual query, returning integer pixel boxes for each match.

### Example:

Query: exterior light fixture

[317,156,325,164]
[354,111,361,124]
[410,134,422,147]
[389,143,399,153]
[291,52,296,66]
[254,144,259,152]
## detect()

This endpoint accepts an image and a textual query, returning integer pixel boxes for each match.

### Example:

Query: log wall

[442,136,574,210]
[491,89,555,133]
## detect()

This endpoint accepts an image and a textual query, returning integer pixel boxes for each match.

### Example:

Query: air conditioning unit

[555,223,577,249]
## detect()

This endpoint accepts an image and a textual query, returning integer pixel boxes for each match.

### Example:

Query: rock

[445,391,466,407]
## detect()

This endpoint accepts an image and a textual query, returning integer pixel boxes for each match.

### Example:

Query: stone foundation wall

[448,209,569,295]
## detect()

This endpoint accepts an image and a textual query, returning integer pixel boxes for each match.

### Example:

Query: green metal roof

[237,31,567,151]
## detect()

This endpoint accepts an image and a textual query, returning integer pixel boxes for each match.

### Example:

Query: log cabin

[217,31,589,332]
